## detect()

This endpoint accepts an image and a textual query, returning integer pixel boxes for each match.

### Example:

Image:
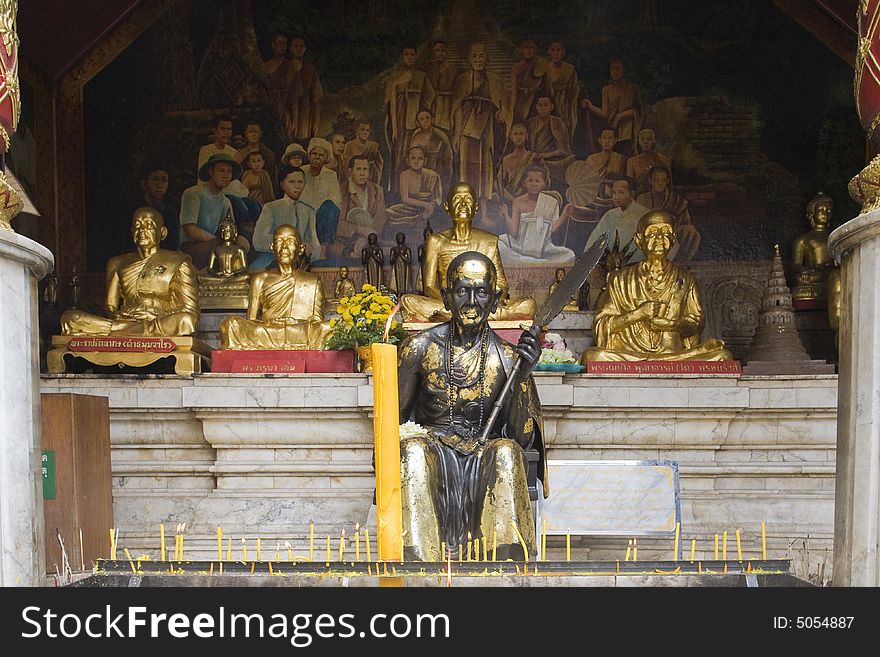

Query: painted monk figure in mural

[626,128,671,195]
[451,43,507,227]
[273,36,323,145]
[583,57,642,155]
[497,123,548,222]
[408,109,453,190]
[342,120,384,186]
[546,41,580,138]
[385,46,436,193]
[510,38,549,125]
[527,95,574,189]
[423,40,459,133]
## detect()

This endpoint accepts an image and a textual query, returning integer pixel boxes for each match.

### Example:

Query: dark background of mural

[83,0,863,272]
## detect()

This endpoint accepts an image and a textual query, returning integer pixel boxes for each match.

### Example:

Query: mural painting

[80,0,862,289]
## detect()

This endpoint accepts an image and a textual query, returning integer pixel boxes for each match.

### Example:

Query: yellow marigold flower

[329,318,337,327]
[391,320,398,328]
[351,306,362,315]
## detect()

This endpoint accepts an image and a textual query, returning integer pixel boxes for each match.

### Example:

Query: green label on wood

[42,450,56,500]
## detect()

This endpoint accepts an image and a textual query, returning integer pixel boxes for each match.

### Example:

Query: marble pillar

[828,209,880,586]
[0,230,54,585]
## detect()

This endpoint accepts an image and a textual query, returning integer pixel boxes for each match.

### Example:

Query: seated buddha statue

[581,210,732,363]
[219,224,331,349]
[202,217,249,282]
[401,183,537,322]
[791,192,834,305]
[61,207,199,336]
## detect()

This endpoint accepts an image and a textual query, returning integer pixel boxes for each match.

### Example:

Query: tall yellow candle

[326,535,331,564]
[309,522,315,561]
[474,538,480,561]
[109,528,115,560]
[482,537,487,561]
[566,532,571,562]
[625,539,632,562]
[761,521,767,560]
[256,538,262,561]
[722,530,728,560]
[632,538,638,562]
[466,532,472,561]
[440,541,446,561]
[673,522,680,561]
[160,524,166,562]
[491,530,497,562]
[285,540,291,562]
[372,342,403,562]
[458,544,462,562]
[714,533,719,560]
[241,539,247,562]
[689,539,696,562]
[735,529,742,561]
[355,525,361,562]
[339,531,346,561]
[541,518,547,562]
[365,528,372,563]
[512,523,529,562]
[217,527,223,562]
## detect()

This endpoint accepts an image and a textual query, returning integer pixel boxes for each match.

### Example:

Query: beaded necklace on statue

[445,324,490,439]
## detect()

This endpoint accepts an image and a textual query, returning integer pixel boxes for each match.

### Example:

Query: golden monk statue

[401,183,537,322]
[549,267,580,311]
[581,210,732,362]
[220,224,330,349]
[203,216,249,282]
[333,265,356,301]
[398,251,544,561]
[791,192,834,304]
[61,207,199,336]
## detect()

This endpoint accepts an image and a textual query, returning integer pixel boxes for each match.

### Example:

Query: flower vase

[356,345,373,372]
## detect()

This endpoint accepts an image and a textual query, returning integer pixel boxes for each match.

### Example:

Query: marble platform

[39,372,837,578]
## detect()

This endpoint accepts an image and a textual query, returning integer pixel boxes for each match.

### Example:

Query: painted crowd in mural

[81,0,861,285]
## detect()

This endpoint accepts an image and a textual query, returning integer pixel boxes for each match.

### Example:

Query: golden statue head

[634,210,675,258]
[806,192,833,230]
[218,215,238,243]
[131,207,167,249]
[270,224,305,265]
[442,251,500,328]
[445,182,478,222]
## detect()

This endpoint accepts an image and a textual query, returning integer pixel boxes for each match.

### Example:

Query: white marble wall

[40,371,837,573]
[0,231,54,585]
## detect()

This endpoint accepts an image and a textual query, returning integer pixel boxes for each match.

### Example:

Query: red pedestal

[585,360,742,374]
[792,298,826,311]
[211,349,356,373]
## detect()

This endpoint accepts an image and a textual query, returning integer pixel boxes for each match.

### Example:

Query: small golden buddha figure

[203,217,249,282]
[333,265,357,301]
[220,224,331,349]
[581,210,732,363]
[549,267,580,311]
[401,183,537,322]
[791,192,834,304]
[61,207,199,336]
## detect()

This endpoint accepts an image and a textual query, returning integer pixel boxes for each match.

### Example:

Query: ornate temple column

[0,0,54,586]
[830,1,880,587]
[828,205,880,587]
[0,230,53,585]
